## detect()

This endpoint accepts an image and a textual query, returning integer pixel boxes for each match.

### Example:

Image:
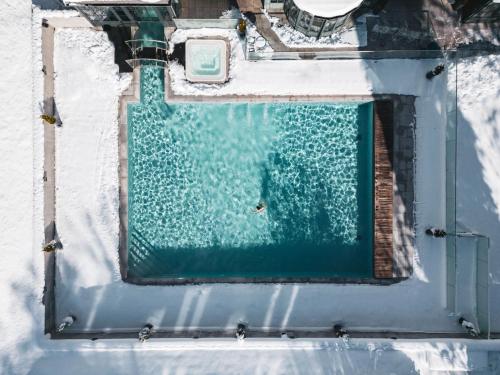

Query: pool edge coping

[119,66,414,285]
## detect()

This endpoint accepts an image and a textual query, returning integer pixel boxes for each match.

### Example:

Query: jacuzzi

[185,39,229,84]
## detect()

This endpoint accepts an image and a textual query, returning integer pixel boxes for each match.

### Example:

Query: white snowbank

[17,338,500,375]
[219,6,241,19]
[54,28,131,290]
[265,11,367,49]
[0,1,45,373]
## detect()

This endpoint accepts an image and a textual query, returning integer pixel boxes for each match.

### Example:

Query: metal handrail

[246,49,444,61]
[125,39,168,52]
[125,58,168,69]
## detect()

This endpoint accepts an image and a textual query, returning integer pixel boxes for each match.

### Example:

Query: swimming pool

[127,67,373,281]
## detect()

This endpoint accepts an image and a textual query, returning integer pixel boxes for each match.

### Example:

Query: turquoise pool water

[127,67,373,280]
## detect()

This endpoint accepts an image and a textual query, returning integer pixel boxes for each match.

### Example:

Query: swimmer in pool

[254,200,266,213]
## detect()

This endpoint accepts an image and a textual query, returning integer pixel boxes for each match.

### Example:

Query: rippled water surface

[127,67,373,279]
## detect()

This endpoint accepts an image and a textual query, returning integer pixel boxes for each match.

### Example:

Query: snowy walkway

[455,54,500,331]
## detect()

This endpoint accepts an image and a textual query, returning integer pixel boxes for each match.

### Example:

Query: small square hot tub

[185,39,229,84]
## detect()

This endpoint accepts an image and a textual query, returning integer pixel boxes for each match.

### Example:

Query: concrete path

[41,23,56,334]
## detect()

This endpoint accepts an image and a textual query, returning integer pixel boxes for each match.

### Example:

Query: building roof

[64,0,170,5]
[292,0,364,18]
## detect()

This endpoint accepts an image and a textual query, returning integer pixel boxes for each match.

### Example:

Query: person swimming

[254,200,266,213]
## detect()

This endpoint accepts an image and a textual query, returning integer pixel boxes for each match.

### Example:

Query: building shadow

[103,26,133,73]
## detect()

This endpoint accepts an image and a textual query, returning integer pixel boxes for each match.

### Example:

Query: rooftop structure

[65,0,368,39]
[65,0,171,3]
[283,0,365,38]
[63,0,176,26]
[291,0,364,18]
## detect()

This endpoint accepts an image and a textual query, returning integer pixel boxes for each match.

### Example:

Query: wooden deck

[373,100,394,279]
[178,0,233,18]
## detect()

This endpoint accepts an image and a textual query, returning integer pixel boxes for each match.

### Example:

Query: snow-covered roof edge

[291,0,364,18]
[64,0,170,5]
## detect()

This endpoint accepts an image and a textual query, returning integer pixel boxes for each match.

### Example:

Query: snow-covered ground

[53,27,131,305]
[0,1,499,374]
[455,55,500,330]
[264,11,367,49]
[0,1,44,373]
[169,28,248,92]
[56,26,457,334]
[167,28,430,98]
